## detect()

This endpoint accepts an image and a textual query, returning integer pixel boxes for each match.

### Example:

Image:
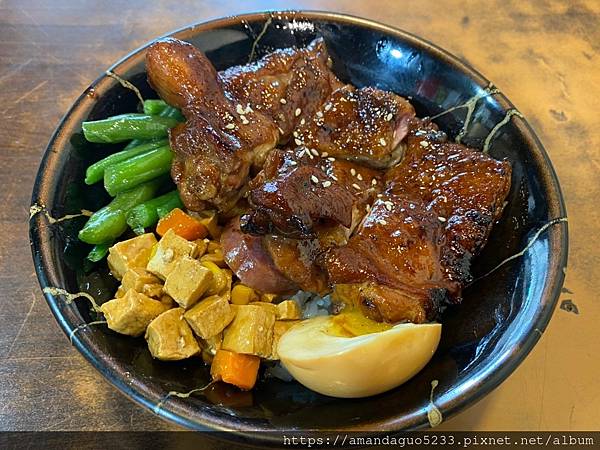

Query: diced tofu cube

[107,233,157,280]
[184,294,235,339]
[276,300,302,320]
[100,289,169,337]
[249,301,278,315]
[260,293,278,303]
[231,284,258,305]
[222,305,275,357]
[220,269,233,300]
[142,283,163,299]
[199,332,223,364]
[196,210,221,239]
[122,267,161,292]
[268,320,300,360]
[115,286,126,298]
[163,256,213,308]
[201,261,228,296]
[145,308,200,360]
[147,229,198,280]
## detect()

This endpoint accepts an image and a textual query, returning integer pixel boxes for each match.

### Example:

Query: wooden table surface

[1,0,598,435]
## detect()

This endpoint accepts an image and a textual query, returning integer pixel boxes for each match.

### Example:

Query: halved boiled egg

[277,315,441,398]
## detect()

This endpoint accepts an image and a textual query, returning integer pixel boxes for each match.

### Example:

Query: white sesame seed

[327,157,336,162]
[316,111,323,118]
[280,98,287,104]
[236,104,245,114]
[366,204,371,212]
[294,138,302,146]
[308,152,314,159]
[225,123,235,130]
[289,160,297,166]
[300,118,305,125]
[311,175,319,184]
[240,115,249,125]
[298,149,306,157]
[322,180,332,188]
[278,126,284,134]
[295,108,302,117]
[371,178,377,186]
[310,148,319,156]
[245,105,254,114]
[380,138,387,146]
[438,216,447,222]
[378,219,387,225]
[293,131,299,137]
[321,152,329,157]
[330,174,338,181]
[377,193,383,198]
[325,103,332,111]
[420,141,429,147]
[350,168,356,176]
[352,183,361,190]
[357,173,363,181]
[385,113,393,121]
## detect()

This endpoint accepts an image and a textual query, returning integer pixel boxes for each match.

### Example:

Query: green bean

[85,139,168,185]
[104,145,173,196]
[86,243,111,262]
[126,190,183,234]
[82,114,179,143]
[122,105,184,150]
[143,99,169,116]
[78,178,163,244]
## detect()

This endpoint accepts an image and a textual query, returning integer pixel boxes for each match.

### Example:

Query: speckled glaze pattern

[29,11,567,443]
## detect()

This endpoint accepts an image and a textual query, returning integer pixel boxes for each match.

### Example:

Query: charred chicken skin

[146,37,342,213]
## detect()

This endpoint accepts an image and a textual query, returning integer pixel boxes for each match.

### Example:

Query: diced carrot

[210,349,260,390]
[156,208,208,240]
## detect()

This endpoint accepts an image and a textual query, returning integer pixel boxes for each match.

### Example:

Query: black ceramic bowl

[30,11,567,442]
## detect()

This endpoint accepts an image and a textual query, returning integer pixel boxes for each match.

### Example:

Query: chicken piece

[294,85,415,168]
[100,289,169,337]
[184,294,235,339]
[220,37,343,140]
[324,194,456,323]
[145,308,200,360]
[163,256,213,309]
[106,233,157,280]
[146,37,341,213]
[241,148,381,238]
[221,216,299,294]
[222,304,276,357]
[262,235,327,294]
[146,229,198,280]
[385,118,512,288]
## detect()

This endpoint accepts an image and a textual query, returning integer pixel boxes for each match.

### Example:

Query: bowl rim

[29,9,568,440]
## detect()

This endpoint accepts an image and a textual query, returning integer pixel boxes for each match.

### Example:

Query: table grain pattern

[1,0,598,434]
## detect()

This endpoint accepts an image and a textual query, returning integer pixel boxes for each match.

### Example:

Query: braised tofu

[122,267,162,298]
[184,294,235,339]
[199,332,223,364]
[115,286,126,298]
[249,301,278,316]
[147,229,198,280]
[201,261,228,296]
[145,308,200,360]
[222,304,276,357]
[107,233,157,280]
[269,320,300,360]
[276,300,302,320]
[196,210,221,239]
[231,284,258,305]
[100,289,169,337]
[163,256,213,308]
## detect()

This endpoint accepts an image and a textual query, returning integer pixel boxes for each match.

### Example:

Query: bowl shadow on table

[32,12,566,436]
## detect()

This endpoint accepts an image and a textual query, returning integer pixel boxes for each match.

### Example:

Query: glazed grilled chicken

[293,85,415,168]
[146,37,342,213]
[385,119,512,289]
[325,194,455,323]
[241,148,381,238]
